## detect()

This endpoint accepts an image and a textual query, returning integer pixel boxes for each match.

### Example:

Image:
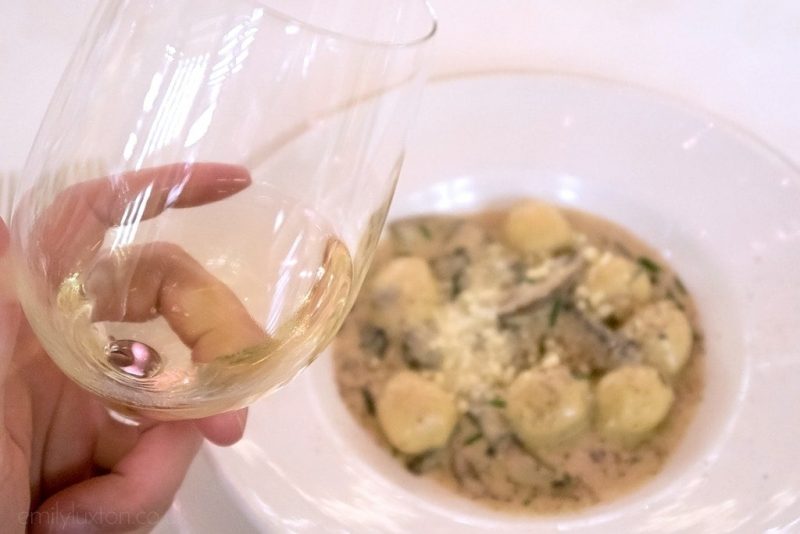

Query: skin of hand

[1,163,261,533]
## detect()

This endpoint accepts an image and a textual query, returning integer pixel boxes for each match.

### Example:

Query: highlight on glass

[11,0,437,419]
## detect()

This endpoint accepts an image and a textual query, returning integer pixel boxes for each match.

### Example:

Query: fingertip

[204,163,252,197]
[195,408,248,447]
[0,216,9,255]
[0,217,15,304]
[171,162,252,208]
[212,162,252,187]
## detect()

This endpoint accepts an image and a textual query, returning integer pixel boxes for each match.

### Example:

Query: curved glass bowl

[11,0,436,419]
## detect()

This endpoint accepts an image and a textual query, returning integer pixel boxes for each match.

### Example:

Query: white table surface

[1,1,798,532]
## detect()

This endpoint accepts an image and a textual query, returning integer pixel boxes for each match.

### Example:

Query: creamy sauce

[333,203,703,514]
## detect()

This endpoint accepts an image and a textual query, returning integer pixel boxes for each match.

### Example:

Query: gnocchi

[623,300,693,377]
[335,202,702,514]
[377,371,458,454]
[596,365,674,447]
[503,200,575,255]
[506,366,592,450]
[582,252,652,319]
[370,256,440,335]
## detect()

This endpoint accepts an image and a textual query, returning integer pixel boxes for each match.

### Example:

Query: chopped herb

[538,335,547,357]
[431,247,470,300]
[553,246,574,258]
[551,473,573,489]
[405,453,432,474]
[489,397,506,409]
[666,290,686,310]
[549,297,563,328]
[575,368,604,381]
[523,498,532,507]
[419,223,432,240]
[404,357,421,371]
[359,325,388,358]
[693,330,704,344]
[497,314,517,331]
[464,432,483,446]
[406,454,425,475]
[400,332,441,369]
[361,388,376,416]
[674,276,688,294]
[637,256,661,282]
[451,271,465,299]
[589,449,607,463]
[603,315,622,329]
[511,261,530,283]
[613,241,634,257]
[465,411,482,430]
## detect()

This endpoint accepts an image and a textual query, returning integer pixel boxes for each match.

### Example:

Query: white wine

[16,188,355,419]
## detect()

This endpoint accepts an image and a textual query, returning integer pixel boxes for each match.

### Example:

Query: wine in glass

[10,0,436,420]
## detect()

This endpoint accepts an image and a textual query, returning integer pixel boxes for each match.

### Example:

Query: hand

[1,163,258,533]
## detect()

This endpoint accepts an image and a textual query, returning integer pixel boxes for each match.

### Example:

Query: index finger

[18,162,252,285]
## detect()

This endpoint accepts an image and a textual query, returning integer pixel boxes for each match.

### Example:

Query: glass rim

[251,0,438,49]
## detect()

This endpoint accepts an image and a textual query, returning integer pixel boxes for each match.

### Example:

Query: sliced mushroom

[431,247,471,299]
[559,308,641,371]
[359,324,389,358]
[468,405,514,446]
[498,254,585,317]
[400,323,443,369]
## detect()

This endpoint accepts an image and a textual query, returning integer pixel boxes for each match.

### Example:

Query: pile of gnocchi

[334,200,703,513]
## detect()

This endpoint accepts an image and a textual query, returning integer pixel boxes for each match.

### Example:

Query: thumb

[0,216,13,301]
[0,217,23,423]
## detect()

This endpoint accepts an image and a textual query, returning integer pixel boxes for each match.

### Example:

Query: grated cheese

[428,244,518,405]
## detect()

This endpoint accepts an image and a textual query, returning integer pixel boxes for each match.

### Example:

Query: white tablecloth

[1,1,798,531]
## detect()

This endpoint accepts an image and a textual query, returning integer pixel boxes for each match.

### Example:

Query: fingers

[0,216,8,256]
[23,162,251,285]
[31,422,202,534]
[0,216,14,301]
[0,217,23,423]
[82,162,252,221]
[87,242,267,363]
[194,408,248,446]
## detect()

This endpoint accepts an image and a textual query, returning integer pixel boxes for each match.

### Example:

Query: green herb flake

[405,455,426,474]
[359,325,389,358]
[465,411,481,429]
[538,335,547,356]
[549,297,563,328]
[405,451,437,475]
[419,223,432,240]
[489,397,507,409]
[674,276,688,294]
[637,256,661,275]
[451,272,465,299]
[361,387,376,416]
[464,432,483,446]
[666,290,686,311]
[551,473,573,489]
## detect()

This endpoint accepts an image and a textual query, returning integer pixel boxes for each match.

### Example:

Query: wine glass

[10,0,436,420]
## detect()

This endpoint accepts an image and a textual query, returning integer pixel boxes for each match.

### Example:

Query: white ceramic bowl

[208,73,800,533]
